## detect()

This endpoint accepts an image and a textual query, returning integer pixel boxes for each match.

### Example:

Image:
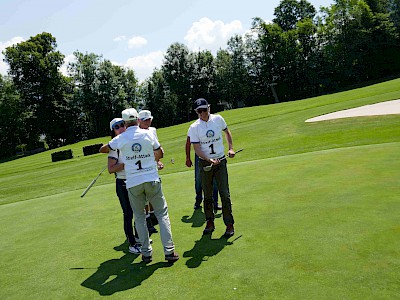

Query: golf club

[80,166,107,198]
[203,148,244,172]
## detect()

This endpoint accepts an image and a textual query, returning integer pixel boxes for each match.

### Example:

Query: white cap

[121,108,138,121]
[138,110,153,121]
[109,118,124,131]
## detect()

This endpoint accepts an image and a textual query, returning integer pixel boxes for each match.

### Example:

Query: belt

[200,155,226,161]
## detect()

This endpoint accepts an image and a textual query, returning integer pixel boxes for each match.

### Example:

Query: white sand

[305,99,400,123]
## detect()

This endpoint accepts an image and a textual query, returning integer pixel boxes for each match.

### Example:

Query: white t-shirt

[187,114,227,160]
[108,125,160,188]
[149,127,158,140]
[108,149,126,180]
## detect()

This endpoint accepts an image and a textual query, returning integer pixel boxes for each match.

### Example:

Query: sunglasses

[113,123,125,130]
[196,108,208,113]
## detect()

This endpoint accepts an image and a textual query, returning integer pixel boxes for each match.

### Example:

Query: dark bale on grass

[83,143,103,156]
[51,149,73,162]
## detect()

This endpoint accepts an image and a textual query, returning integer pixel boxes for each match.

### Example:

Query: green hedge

[83,143,103,156]
[51,149,73,162]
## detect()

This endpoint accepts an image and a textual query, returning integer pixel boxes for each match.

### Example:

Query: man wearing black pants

[187,98,236,237]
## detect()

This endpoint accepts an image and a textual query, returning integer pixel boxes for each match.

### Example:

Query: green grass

[1,78,399,299]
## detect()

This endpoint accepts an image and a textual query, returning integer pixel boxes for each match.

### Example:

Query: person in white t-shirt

[138,109,163,235]
[106,118,141,254]
[138,110,164,170]
[187,98,236,237]
[100,108,179,263]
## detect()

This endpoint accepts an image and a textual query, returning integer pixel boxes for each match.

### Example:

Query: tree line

[1,0,399,159]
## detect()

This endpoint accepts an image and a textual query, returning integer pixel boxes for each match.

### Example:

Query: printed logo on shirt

[206,130,215,138]
[131,143,142,152]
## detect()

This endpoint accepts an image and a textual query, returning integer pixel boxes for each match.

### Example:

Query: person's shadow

[183,234,240,268]
[181,208,205,228]
[79,241,173,295]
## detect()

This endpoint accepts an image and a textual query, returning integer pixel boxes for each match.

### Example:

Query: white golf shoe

[128,244,142,254]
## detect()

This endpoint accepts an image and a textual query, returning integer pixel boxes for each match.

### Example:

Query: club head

[203,164,213,172]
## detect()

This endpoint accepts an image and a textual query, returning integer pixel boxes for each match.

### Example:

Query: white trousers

[127,180,175,256]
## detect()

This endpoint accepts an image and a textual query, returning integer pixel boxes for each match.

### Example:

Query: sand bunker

[305,99,400,122]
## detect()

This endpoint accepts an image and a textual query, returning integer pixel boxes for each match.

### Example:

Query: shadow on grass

[181,206,224,228]
[183,234,241,268]
[181,208,206,227]
[77,241,173,296]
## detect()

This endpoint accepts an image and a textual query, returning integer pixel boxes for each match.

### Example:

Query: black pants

[199,158,234,225]
[116,178,138,246]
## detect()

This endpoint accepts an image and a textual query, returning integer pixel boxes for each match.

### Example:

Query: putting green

[1,142,399,299]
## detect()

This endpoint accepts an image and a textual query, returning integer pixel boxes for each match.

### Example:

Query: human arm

[108,157,124,173]
[185,136,193,167]
[157,147,164,169]
[223,128,235,158]
[154,147,163,162]
[151,128,164,159]
[158,146,164,159]
[99,144,111,153]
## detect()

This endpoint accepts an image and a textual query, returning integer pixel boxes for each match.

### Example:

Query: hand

[186,158,193,167]
[157,161,164,170]
[209,158,221,165]
[228,149,235,158]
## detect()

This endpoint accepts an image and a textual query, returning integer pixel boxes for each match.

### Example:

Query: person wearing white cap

[106,118,141,254]
[138,109,162,235]
[187,98,236,237]
[138,110,164,170]
[100,108,179,263]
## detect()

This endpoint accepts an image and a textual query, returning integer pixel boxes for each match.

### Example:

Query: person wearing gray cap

[106,117,141,254]
[100,108,179,263]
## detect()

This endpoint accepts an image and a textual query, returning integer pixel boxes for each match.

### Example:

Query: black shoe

[165,252,180,262]
[194,203,202,210]
[203,220,215,235]
[147,217,158,234]
[148,225,158,234]
[213,205,222,213]
[224,224,234,237]
[149,212,158,225]
[142,255,152,263]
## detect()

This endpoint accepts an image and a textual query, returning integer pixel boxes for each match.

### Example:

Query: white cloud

[0,36,25,75]
[124,51,164,82]
[113,35,127,42]
[113,35,147,49]
[60,54,76,76]
[128,36,148,49]
[184,17,244,53]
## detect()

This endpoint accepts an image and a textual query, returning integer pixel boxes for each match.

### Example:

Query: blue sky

[1,0,333,81]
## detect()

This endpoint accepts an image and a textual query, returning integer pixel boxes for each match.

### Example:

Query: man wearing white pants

[100,108,179,263]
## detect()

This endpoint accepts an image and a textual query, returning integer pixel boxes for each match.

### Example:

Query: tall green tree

[3,32,70,148]
[249,18,298,103]
[226,35,252,107]
[273,0,316,31]
[68,52,137,138]
[320,0,399,86]
[0,75,25,158]
[162,43,194,122]
[68,51,102,139]
[214,49,234,106]
[143,70,179,128]
[191,50,216,109]
[388,0,400,35]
